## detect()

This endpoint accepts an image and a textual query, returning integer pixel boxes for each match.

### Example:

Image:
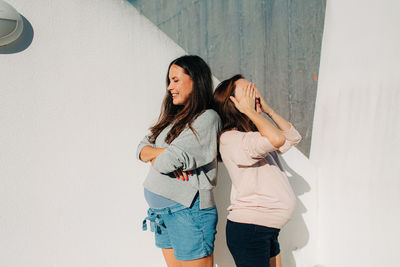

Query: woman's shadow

[214,157,310,267]
[214,162,236,267]
[278,157,310,267]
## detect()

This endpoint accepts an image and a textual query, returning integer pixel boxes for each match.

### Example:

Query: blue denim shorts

[142,196,218,261]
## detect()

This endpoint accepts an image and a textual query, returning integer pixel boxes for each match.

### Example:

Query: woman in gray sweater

[137,55,221,267]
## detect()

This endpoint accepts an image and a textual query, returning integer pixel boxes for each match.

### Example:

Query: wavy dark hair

[148,55,213,144]
[213,74,257,139]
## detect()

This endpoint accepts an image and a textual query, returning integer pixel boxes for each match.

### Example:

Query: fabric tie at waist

[142,208,171,234]
[142,200,190,233]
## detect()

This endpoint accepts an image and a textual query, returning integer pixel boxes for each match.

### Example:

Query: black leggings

[226,220,280,267]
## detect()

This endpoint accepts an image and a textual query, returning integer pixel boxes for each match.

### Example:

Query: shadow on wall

[214,162,236,267]
[279,157,311,267]
[0,16,34,54]
[214,158,310,267]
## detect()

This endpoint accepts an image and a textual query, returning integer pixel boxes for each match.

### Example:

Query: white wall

[311,1,400,266]
[0,1,185,266]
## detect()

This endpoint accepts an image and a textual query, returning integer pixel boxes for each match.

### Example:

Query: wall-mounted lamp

[0,0,23,46]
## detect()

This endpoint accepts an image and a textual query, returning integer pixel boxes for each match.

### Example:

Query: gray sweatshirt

[136,109,221,209]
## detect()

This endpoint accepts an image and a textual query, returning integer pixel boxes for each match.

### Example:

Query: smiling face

[167,64,194,106]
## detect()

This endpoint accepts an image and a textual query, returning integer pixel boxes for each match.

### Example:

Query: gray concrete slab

[129,0,326,156]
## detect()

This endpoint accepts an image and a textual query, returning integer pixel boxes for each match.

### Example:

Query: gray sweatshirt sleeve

[136,133,154,161]
[152,110,221,174]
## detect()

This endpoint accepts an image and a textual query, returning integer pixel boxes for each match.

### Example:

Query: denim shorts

[226,220,280,267]
[142,196,218,261]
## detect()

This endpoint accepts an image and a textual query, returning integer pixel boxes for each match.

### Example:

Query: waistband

[142,202,187,233]
[142,195,200,233]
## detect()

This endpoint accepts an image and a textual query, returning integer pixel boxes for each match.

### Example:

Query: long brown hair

[213,74,257,139]
[148,55,213,144]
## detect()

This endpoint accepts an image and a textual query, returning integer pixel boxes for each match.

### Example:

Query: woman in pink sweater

[213,75,302,267]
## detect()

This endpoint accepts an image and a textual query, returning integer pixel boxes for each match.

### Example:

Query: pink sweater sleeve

[220,131,277,166]
[277,125,302,154]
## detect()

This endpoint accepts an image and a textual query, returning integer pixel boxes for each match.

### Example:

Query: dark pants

[226,220,280,267]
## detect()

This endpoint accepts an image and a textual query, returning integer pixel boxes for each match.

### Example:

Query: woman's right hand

[230,82,257,115]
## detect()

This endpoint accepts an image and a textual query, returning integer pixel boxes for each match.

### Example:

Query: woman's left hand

[173,169,191,181]
[254,86,273,115]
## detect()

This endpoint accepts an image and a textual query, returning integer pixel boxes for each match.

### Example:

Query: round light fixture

[0,0,23,46]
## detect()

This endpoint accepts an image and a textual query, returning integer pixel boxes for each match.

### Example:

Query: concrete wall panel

[130,0,327,156]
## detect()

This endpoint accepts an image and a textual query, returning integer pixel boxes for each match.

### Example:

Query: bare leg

[182,254,213,267]
[270,254,282,267]
[162,248,182,267]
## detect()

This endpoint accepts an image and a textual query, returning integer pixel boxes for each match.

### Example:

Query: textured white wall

[279,149,318,267]
[0,1,185,266]
[311,0,400,266]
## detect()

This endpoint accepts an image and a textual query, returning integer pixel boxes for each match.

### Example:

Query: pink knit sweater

[219,125,301,229]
